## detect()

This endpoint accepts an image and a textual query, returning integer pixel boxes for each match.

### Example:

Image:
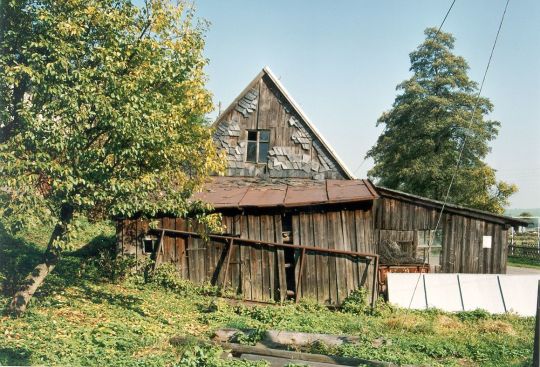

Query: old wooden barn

[117,67,525,306]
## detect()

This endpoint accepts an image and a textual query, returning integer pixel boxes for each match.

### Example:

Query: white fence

[387,273,540,316]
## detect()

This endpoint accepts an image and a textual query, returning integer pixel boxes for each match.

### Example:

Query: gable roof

[213,66,355,179]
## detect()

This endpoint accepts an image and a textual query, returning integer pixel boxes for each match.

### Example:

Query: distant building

[514,217,539,233]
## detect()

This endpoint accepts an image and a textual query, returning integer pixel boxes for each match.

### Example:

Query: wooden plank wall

[373,197,508,274]
[292,208,375,305]
[119,214,288,302]
[215,75,346,179]
[117,207,376,305]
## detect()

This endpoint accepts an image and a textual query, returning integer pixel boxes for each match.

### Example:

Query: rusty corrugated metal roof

[192,177,378,209]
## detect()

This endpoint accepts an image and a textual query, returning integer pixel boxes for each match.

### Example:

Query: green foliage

[161,334,267,366]
[148,263,219,296]
[89,251,137,284]
[366,27,516,214]
[0,225,535,366]
[340,288,369,315]
[177,344,224,367]
[0,0,224,247]
[232,328,266,346]
[456,309,491,322]
[508,256,540,269]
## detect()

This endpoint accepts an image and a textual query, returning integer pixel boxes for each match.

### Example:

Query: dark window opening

[247,130,257,141]
[245,129,270,163]
[143,236,159,254]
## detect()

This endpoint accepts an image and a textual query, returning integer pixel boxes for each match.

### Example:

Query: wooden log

[262,330,359,348]
[219,341,396,367]
[213,328,360,348]
[169,333,398,367]
[237,354,353,367]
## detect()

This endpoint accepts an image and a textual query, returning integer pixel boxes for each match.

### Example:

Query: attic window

[246,130,270,163]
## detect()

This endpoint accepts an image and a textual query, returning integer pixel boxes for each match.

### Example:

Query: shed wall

[117,207,376,305]
[373,197,508,274]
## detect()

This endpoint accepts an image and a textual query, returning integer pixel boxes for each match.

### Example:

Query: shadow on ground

[0,230,43,298]
[0,227,145,316]
[0,346,32,366]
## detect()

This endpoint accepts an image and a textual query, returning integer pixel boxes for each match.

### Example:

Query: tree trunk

[8,205,73,316]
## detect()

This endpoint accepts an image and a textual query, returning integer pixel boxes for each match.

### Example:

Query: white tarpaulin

[387,273,540,316]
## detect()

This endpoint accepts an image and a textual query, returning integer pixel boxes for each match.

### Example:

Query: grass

[507,256,540,270]
[0,221,535,366]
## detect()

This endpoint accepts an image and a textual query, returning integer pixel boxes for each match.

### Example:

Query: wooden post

[370,256,379,309]
[153,230,165,271]
[295,248,306,303]
[534,280,540,367]
[221,238,234,289]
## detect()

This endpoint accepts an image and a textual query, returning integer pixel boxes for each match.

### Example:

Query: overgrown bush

[456,309,491,322]
[148,263,219,296]
[176,344,267,366]
[90,251,137,283]
[340,288,369,314]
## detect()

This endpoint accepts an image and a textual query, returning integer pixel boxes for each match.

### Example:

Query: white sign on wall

[482,235,492,249]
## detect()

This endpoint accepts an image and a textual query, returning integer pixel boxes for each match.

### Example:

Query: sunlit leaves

[0,0,225,239]
[367,28,516,214]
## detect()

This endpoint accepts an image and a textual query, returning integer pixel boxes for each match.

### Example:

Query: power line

[408,0,511,309]
[355,1,455,180]
[433,0,510,235]
[437,0,457,33]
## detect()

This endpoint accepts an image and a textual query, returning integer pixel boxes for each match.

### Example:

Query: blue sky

[193,0,539,209]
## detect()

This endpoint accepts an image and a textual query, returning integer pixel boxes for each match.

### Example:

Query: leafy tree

[0,0,224,315]
[366,28,516,214]
[518,212,533,218]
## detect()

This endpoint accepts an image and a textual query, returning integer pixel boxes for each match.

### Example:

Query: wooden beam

[370,255,379,309]
[220,238,234,289]
[153,230,165,271]
[151,228,378,259]
[295,248,306,303]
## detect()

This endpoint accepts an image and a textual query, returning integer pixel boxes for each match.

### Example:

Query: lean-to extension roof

[193,176,377,209]
[376,186,528,227]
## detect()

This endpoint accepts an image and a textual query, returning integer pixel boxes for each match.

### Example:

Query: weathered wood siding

[118,207,375,305]
[373,197,508,274]
[292,209,376,305]
[213,74,347,179]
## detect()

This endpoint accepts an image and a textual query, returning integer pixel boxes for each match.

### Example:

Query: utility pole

[534,280,540,366]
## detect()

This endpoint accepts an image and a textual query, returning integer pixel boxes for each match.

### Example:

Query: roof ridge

[213,67,355,180]
[262,67,355,179]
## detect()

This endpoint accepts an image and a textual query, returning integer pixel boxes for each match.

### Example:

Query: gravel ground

[506,266,540,274]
